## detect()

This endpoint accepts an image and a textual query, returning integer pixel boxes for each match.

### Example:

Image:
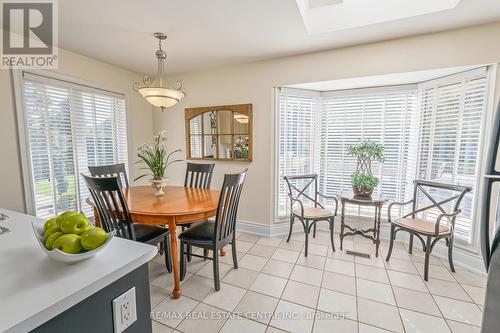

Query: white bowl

[31,220,114,264]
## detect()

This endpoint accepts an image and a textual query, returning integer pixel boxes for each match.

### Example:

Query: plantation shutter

[22,72,128,218]
[416,68,489,243]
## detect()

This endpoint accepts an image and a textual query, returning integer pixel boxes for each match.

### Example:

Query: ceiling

[58,0,500,75]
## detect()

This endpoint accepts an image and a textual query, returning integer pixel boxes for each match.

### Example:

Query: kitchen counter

[0,209,158,333]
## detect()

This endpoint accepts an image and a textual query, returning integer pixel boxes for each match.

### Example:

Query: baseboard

[236,218,487,276]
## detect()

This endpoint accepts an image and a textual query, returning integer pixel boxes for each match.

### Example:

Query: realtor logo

[1,0,58,68]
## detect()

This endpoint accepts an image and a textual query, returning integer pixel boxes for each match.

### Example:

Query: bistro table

[339,192,387,257]
[89,185,220,299]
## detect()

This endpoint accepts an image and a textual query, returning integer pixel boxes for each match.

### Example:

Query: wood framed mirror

[185,104,252,161]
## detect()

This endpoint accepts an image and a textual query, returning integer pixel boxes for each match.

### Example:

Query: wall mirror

[185,104,252,161]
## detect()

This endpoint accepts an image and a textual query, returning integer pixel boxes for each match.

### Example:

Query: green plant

[351,172,379,191]
[134,131,182,181]
[347,140,384,163]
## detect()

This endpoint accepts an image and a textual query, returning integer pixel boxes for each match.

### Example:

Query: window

[277,67,490,244]
[19,72,128,218]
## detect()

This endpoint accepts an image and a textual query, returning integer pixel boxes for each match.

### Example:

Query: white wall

[153,21,500,226]
[0,48,154,213]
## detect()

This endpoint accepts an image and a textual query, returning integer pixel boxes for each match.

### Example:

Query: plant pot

[151,178,167,197]
[352,186,373,198]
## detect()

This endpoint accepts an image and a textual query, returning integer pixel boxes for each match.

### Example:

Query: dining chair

[179,170,247,291]
[283,174,338,257]
[183,162,215,261]
[88,163,129,188]
[82,174,172,273]
[386,179,471,281]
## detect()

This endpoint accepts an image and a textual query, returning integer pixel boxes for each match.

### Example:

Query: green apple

[43,217,58,233]
[52,234,82,254]
[45,231,63,250]
[80,227,108,250]
[43,225,60,242]
[60,213,90,235]
[56,211,78,227]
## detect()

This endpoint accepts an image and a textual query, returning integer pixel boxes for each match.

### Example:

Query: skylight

[296,0,461,34]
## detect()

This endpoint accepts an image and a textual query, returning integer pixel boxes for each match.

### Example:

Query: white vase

[151,178,167,197]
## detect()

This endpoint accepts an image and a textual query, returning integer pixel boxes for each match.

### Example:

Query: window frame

[13,69,130,216]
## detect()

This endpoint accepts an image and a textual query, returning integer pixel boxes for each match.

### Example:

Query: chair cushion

[179,220,215,242]
[293,206,333,219]
[133,223,167,243]
[394,218,450,235]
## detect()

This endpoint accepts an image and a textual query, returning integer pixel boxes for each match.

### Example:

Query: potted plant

[347,140,384,197]
[135,131,182,197]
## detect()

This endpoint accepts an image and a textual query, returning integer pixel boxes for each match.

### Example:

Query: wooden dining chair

[82,174,172,273]
[179,170,247,291]
[386,180,471,281]
[88,163,129,188]
[283,174,338,257]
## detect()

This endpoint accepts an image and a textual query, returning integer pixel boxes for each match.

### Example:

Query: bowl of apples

[32,211,114,264]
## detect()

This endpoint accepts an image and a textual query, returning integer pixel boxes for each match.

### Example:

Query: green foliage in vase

[347,140,385,162]
[351,172,379,191]
[134,131,182,181]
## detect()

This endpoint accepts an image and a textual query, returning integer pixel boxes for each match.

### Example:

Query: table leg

[373,206,378,241]
[168,220,181,299]
[375,204,382,257]
[340,201,345,251]
[220,248,226,256]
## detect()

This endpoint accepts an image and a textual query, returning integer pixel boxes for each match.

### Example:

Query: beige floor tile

[425,279,473,302]
[150,285,171,309]
[452,269,487,288]
[271,248,300,263]
[196,261,233,280]
[410,252,443,265]
[177,275,214,301]
[358,323,393,333]
[313,313,358,333]
[355,264,390,284]
[222,267,259,289]
[415,263,456,282]
[185,256,210,274]
[248,244,277,258]
[325,258,355,276]
[296,253,326,270]
[270,300,315,333]
[321,271,356,295]
[220,316,267,333]
[152,295,199,328]
[152,320,174,333]
[357,278,396,305]
[387,270,427,292]
[355,255,386,268]
[238,254,269,271]
[257,237,283,247]
[306,243,329,256]
[237,240,255,253]
[327,248,356,262]
[279,239,305,252]
[218,249,244,265]
[151,271,193,290]
[202,283,246,311]
[177,302,227,333]
[384,258,418,274]
[446,320,481,333]
[462,284,485,306]
[249,273,288,298]
[282,280,320,308]
[149,262,168,281]
[318,288,357,320]
[357,298,404,333]
[262,259,295,278]
[290,264,323,286]
[399,308,451,333]
[392,286,441,316]
[234,290,279,324]
[238,233,261,243]
[266,326,289,333]
[434,295,483,326]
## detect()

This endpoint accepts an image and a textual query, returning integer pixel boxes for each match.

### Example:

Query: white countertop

[0,209,158,333]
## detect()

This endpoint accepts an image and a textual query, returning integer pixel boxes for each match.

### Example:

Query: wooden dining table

[90,185,220,299]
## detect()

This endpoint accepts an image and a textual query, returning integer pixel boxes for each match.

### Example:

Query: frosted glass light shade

[137,87,185,108]
[234,114,249,124]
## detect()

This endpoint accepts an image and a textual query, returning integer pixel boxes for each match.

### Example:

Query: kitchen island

[0,209,158,333]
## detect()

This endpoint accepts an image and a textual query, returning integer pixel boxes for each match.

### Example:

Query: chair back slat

[82,174,134,240]
[213,170,247,244]
[184,163,215,189]
[88,163,129,188]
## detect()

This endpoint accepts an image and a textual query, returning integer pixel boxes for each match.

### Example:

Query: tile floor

[148,229,486,333]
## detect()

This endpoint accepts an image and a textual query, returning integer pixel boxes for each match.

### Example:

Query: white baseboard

[236,218,486,276]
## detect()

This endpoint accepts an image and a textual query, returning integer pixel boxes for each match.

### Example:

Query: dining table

[89,185,221,299]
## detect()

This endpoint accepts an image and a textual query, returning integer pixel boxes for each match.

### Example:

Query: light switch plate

[112,287,137,333]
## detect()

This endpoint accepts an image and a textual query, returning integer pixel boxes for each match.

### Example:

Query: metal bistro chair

[82,174,172,273]
[283,174,338,257]
[183,163,216,261]
[386,180,471,281]
[179,170,247,291]
[88,163,129,188]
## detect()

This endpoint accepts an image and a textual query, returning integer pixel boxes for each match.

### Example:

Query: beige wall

[153,21,500,226]
[0,48,154,213]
